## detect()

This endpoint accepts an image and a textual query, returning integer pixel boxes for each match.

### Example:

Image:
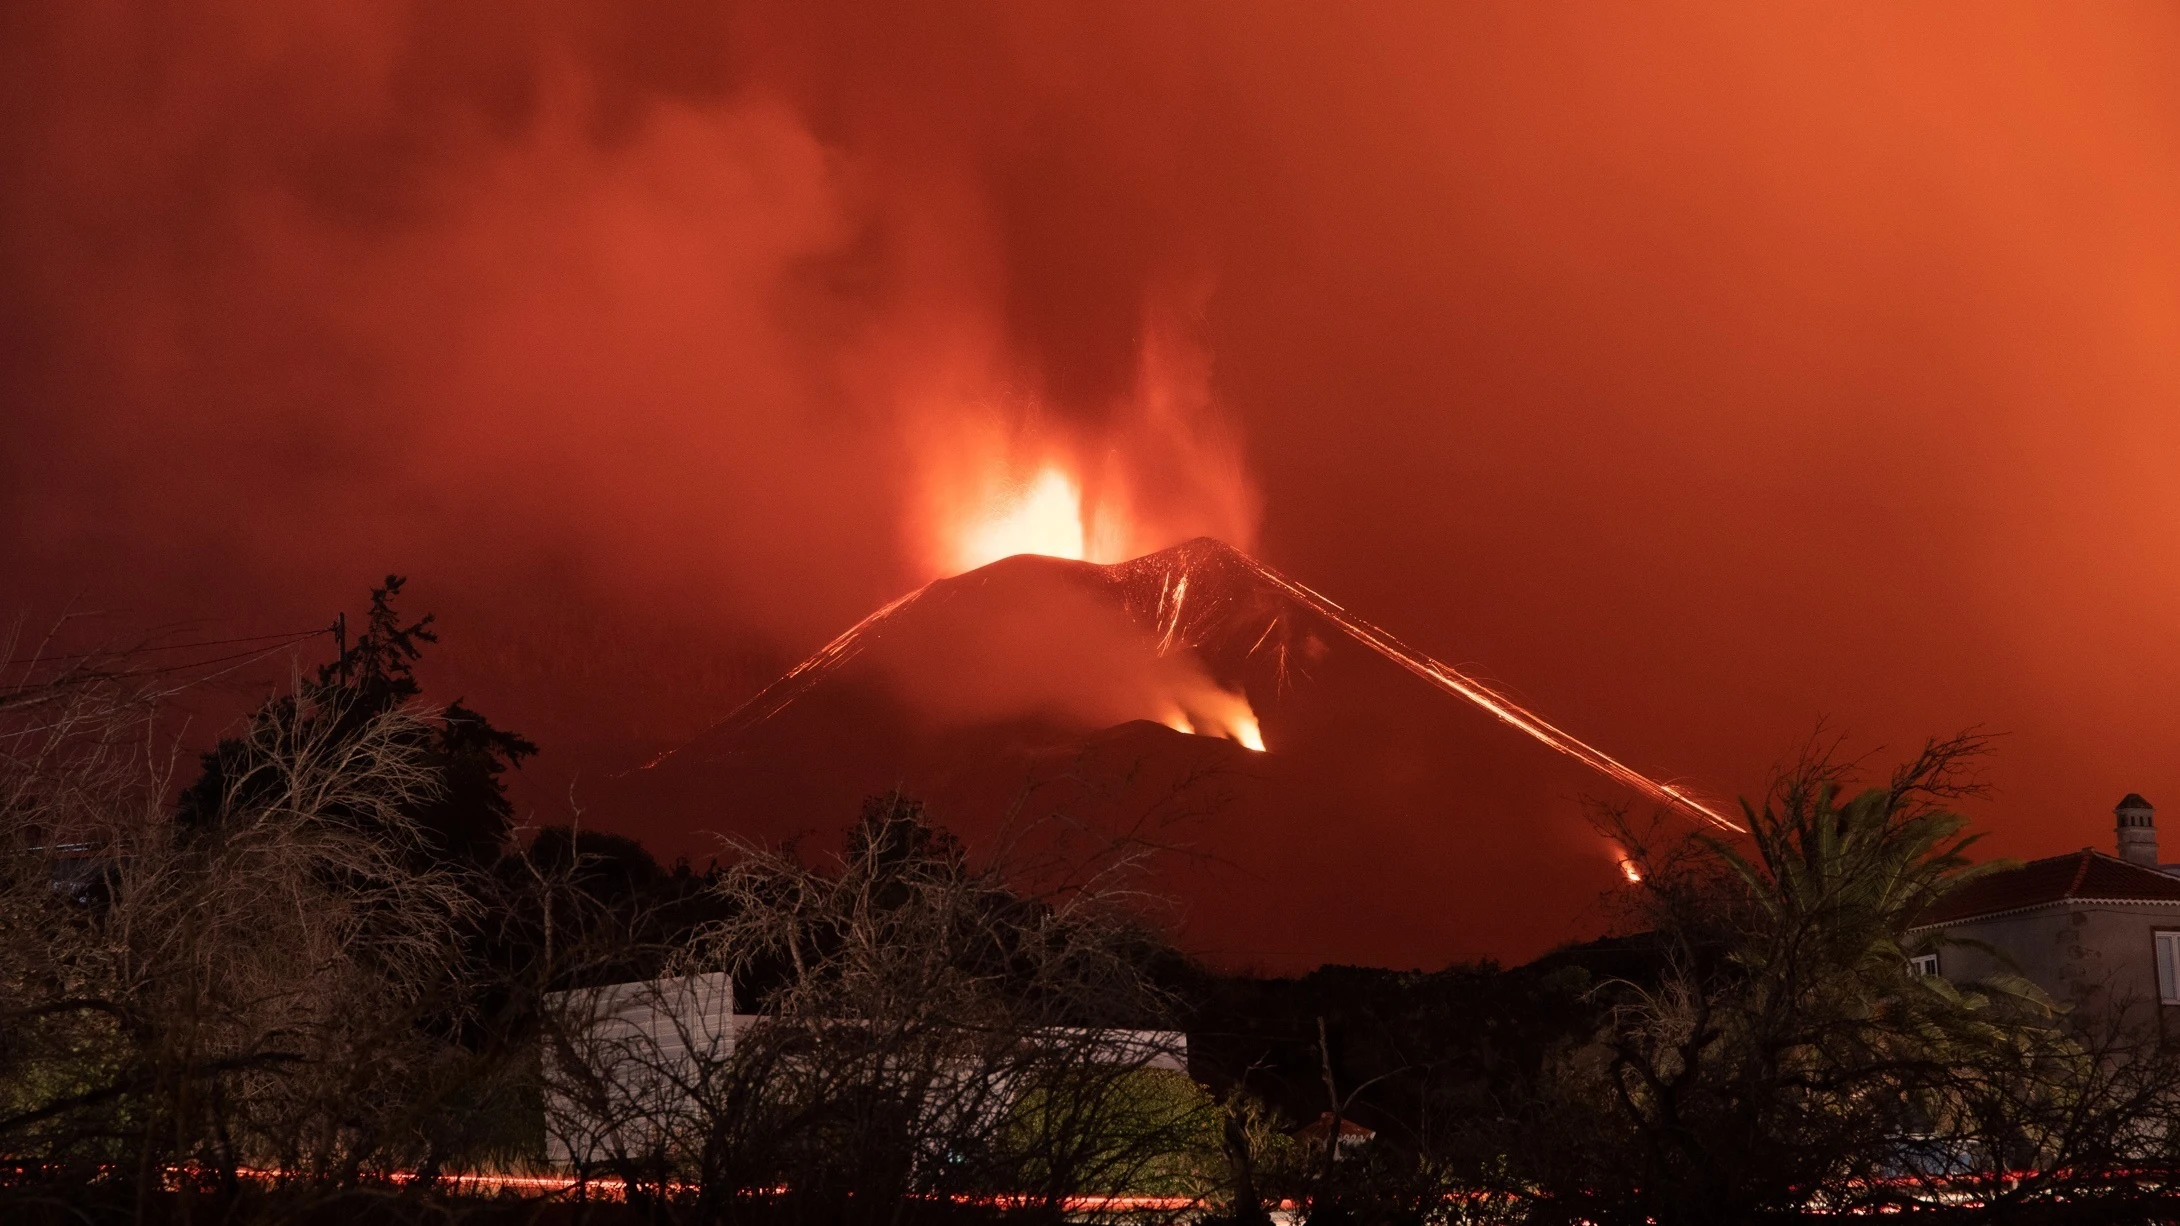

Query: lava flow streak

[1232,553,1743,832]
[643,588,926,760]
[656,540,1736,835]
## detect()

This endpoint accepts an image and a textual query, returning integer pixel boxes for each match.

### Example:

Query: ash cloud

[0,2,1250,658]
[11,3,2180,964]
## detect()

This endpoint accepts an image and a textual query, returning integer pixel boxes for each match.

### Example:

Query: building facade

[1913,795,2180,1028]
[540,971,1188,1169]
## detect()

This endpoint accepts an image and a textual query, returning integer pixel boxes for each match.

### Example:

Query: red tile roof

[1294,1112,1376,1144]
[1917,849,2180,926]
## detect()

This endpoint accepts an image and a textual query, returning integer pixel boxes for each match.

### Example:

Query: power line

[4,627,331,668]
[0,629,331,701]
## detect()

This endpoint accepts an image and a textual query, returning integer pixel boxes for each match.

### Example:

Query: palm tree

[1560,734,2067,1224]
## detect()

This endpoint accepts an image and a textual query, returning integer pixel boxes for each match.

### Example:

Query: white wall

[1923,903,2180,1030]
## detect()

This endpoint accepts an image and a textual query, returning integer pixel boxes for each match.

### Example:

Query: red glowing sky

[7,3,2180,963]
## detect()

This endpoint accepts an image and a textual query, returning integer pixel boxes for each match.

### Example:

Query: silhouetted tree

[541,794,1210,1224]
[177,575,535,867]
[0,647,488,1218]
[1491,734,2180,1225]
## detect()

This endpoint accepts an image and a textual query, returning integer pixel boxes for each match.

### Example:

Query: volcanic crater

[596,538,1705,970]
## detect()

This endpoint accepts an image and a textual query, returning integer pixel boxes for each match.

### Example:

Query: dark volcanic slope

[666,539,1301,754]
[591,539,1704,971]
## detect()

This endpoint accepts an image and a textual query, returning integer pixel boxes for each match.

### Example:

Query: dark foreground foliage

[15,590,2180,1224]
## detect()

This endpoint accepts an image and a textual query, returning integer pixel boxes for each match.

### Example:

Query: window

[1908,953,1939,978]
[2157,931,2180,1005]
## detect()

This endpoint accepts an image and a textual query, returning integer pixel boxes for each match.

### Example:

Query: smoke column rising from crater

[0,3,1258,649]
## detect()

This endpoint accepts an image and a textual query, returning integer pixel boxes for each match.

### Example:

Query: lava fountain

[950,467,1091,573]
[683,456,1729,825]
[936,461,1268,751]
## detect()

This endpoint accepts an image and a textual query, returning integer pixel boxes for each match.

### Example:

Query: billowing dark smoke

[0,3,1251,645]
[9,3,2180,962]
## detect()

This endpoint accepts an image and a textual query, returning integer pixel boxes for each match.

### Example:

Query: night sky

[7,3,2180,964]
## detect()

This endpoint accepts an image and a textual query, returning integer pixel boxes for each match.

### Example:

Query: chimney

[2116,793,2158,866]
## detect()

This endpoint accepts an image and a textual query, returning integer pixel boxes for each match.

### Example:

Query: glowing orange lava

[937,463,1270,751]
[683,537,1726,830]
[950,467,1088,573]
[1232,553,1742,832]
[1159,690,1267,751]
[1232,713,1267,752]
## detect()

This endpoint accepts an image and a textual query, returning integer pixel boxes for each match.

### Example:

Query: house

[1912,795,2180,1027]
[543,972,742,1167]
[541,972,1188,1169]
[1292,1111,1375,1158]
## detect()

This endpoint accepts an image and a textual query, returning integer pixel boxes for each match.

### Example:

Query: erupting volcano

[609,535,1727,969]
[681,537,1731,832]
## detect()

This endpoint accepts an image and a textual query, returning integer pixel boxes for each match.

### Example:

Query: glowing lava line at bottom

[1232,555,1743,833]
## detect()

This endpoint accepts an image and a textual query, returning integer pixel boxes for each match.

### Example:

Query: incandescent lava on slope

[605,538,1724,968]
[657,537,1731,830]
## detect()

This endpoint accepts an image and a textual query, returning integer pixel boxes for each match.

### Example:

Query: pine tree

[177,576,535,867]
